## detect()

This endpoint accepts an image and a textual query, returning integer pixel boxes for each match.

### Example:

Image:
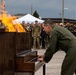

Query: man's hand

[38,54,44,62]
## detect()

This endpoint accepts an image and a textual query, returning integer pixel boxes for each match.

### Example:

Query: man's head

[22,21,25,24]
[35,20,38,24]
[43,19,54,34]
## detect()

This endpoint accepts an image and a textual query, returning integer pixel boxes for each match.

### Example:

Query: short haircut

[35,20,38,22]
[44,19,54,26]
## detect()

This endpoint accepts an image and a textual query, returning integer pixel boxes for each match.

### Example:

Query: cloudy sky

[4,0,76,19]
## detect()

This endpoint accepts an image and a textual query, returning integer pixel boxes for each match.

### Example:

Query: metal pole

[62,0,64,25]
[31,4,33,15]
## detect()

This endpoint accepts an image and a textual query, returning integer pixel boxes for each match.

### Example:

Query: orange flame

[0,13,26,32]
[0,0,26,32]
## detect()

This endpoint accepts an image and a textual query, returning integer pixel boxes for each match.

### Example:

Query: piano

[0,32,46,75]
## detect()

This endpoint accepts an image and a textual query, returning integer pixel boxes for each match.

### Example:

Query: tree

[33,10,39,18]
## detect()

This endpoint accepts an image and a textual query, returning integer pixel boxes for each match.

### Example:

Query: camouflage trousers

[33,36,40,49]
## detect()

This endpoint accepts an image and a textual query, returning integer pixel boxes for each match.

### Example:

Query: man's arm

[38,30,58,63]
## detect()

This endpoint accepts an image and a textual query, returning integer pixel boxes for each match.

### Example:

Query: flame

[0,0,26,32]
[0,13,26,32]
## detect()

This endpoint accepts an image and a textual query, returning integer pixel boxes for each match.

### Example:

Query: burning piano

[0,1,46,75]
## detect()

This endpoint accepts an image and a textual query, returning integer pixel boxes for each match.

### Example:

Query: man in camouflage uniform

[32,20,41,49]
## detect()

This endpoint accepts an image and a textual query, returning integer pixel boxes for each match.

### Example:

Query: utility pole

[62,0,64,25]
[31,4,33,15]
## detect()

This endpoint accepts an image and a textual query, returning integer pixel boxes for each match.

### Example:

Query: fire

[0,0,26,32]
[0,13,26,32]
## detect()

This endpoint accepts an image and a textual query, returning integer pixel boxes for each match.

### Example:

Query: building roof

[42,18,76,23]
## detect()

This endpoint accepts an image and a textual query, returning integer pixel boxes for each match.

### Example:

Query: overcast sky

[4,0,76,19]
